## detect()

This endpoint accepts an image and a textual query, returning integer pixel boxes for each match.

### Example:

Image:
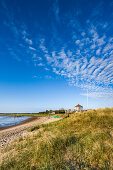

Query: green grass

[0,113,54,116]
[1,108,113,169]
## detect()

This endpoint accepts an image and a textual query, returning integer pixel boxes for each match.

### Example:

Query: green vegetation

[1,108,113,169]
[27,125,40,132]
[0,110,66,116]
[0,113,53,116]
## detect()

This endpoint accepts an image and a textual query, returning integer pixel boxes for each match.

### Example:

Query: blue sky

[0,0,113,112]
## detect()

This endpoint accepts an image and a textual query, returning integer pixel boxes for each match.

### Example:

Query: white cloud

[45,68,50,71]
[90,44,96,49]
[45,75,52,79]
[41,35,113,98]
[29,46,36,51]
[97,36,106,46]
[103,43,113,53]
[37,63,45,66]
[40,31,112,98]
[25,38,32,45]
[67,50,72,57]
[39,39,48,54]
[81,91,113,98]
[96,48,101,55]
[75,40,80,44]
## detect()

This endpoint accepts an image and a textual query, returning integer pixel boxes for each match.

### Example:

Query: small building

[74,104,83,112]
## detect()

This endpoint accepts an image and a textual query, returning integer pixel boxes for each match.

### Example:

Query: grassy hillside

[1,108,113,169]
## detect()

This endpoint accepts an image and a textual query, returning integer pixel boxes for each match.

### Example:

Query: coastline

[0,116,38,131]
[0,116,62,151]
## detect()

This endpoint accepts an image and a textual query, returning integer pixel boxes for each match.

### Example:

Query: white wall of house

[74,106,83,112]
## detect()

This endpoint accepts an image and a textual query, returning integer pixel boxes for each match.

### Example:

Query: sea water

[0,116,30,128]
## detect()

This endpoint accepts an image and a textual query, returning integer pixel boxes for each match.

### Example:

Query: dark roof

[75,104,83,107]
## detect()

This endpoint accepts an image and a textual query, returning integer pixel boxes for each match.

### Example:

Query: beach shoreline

[0,116,62,151]
[0,116,39,131]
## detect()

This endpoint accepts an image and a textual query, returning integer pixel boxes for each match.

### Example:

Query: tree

[49,110,53,113]
[46,110,49,114]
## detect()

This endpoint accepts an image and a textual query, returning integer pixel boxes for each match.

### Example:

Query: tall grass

[1,108,113,169]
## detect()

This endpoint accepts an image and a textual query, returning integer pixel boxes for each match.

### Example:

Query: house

[74,104,83,112]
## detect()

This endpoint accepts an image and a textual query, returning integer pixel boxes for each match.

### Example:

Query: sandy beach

[0,116,62,150]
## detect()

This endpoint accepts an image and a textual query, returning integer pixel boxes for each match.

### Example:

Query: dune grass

[1,108,113,169]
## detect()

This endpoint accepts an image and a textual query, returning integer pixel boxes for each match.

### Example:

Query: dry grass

[1,108,113,169]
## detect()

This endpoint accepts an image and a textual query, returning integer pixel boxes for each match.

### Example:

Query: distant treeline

[0,109,66,115]
[38,109,65,114]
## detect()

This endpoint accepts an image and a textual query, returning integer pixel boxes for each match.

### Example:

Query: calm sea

[0,116,30,128]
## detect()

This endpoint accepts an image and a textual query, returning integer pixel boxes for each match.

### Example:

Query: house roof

[75,104,83,108]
